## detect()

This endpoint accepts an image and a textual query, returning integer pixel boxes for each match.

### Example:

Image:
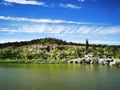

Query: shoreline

[0,59,67,64]
[0,59,120,67]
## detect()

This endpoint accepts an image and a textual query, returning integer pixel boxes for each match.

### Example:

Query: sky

[0,0,120,45]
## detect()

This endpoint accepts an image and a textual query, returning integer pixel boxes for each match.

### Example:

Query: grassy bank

[114,62,120,67]
[0,59,66,64]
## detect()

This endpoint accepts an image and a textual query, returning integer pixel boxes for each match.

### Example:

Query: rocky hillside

[0,38,120,60]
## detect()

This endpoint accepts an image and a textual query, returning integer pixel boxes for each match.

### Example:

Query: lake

[0,64,120,90]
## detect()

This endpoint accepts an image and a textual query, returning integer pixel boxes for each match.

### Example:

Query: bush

[114,62,120,67]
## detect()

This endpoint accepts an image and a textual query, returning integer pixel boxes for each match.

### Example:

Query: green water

[0,64,120,90]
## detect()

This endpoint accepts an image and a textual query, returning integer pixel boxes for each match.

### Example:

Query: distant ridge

[0,37,120,49]
[0,38,84,48]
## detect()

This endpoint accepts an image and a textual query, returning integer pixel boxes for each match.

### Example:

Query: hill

[0,38,85,48]
[0,38,120,61]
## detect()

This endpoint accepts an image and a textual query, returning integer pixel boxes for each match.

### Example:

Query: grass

[0,59,31,64]
[0,59,66,64]
[114,62,120,67]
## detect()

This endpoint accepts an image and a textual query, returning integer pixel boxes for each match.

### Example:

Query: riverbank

[0,59,66,64]
[114,62,120,67]
[0,59,120,67]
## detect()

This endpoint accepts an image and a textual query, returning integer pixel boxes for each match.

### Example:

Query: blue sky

[0,0,120,45]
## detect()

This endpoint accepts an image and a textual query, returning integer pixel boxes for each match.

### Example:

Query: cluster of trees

[0,45,120,60]
[0,46,84,60]
[0,48,21,59]
[90,45,120,59]
[0,38,120,60]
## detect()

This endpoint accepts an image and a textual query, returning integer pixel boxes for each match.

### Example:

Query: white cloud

[77,26,95,33]
[0,16,92,24]
[0,2,13,6]
[60,3,81,9]
[0,28,16,32]
[94,27,120,34]
[0,24,74,35]
[3,0,45,6]
[78,0,85,2]
[0,25,120,45]
[0,24,120,35]
[77,26,120,35]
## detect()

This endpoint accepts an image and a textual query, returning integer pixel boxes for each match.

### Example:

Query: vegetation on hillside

[0,38,120,62]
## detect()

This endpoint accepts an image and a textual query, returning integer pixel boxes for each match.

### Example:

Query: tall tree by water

[86,39,89,54]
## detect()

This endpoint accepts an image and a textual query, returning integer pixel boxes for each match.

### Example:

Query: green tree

[21,48,30,60]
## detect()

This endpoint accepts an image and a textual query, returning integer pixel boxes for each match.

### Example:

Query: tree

[21,48,30,60]
[86,39,89,54]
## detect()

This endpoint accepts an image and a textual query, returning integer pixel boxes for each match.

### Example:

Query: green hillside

[0,38,120,63]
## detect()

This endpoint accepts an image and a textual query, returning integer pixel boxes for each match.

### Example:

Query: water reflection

[0,64,120,90]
